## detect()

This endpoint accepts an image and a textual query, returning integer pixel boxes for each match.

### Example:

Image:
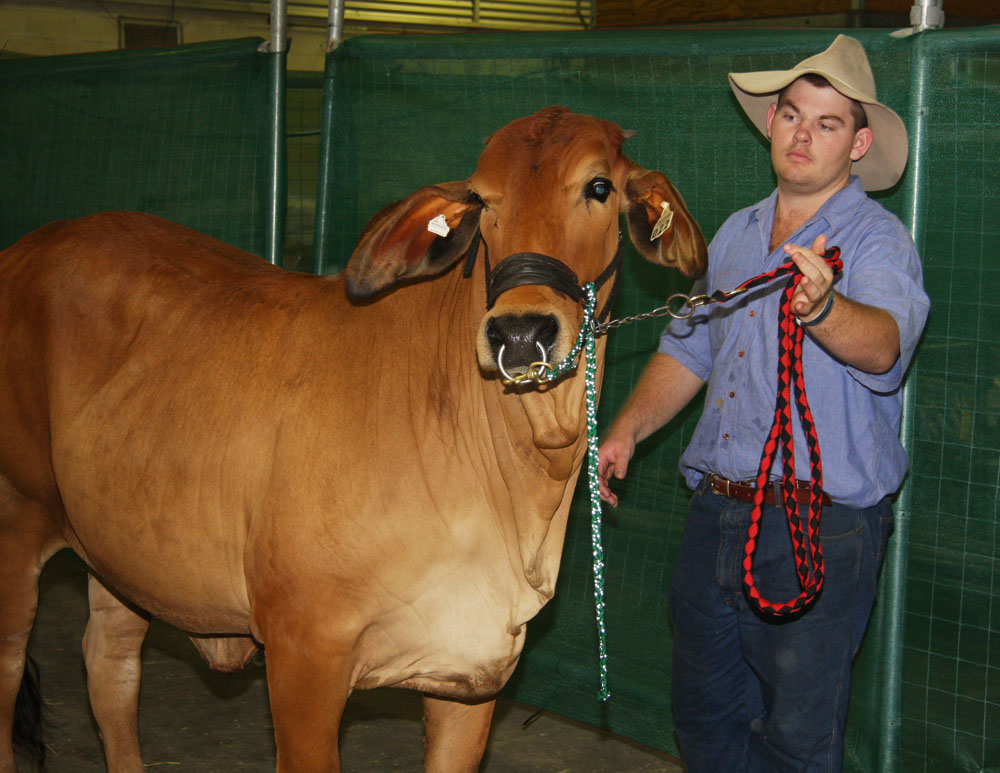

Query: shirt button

[749,310,756,318]
[738,350,745,358]
[729,391,735,398]
[723,433,730,440]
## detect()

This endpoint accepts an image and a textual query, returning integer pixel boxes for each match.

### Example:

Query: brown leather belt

[708,474,832,507]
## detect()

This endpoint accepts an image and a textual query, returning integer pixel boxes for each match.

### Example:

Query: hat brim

[729,69,908,192]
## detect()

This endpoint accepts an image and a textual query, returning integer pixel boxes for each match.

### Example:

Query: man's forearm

[609,352,705,445]
[804,291,900,374]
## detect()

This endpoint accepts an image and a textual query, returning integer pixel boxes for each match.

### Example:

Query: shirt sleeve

[657,266,714,382]
[840,215,930,394]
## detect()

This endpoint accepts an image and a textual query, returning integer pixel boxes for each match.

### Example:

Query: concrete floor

[17,551,684,772]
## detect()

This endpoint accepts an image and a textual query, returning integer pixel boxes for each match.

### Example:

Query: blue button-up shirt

[659,176,930,508]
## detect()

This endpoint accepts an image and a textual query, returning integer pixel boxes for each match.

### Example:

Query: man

[598,36,929,771]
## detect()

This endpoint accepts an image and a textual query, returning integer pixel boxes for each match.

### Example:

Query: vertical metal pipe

[328,0,346,50]
[264,0,288,266]
[909,0,945,32]
[313,64,337,275]
[314,0,345,274]
[271,0,287,53]
[878,31,930,773]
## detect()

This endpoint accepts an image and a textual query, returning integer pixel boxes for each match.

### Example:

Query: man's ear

[345,181,483,297]
[623,166,707,279]
[851,127,874,162]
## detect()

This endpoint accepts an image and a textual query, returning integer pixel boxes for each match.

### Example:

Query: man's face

[765,78,873,197]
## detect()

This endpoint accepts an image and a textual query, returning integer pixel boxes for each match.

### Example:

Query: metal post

[909,0,945,32]
[270,0,287,53]
[877,27,933,772]
[263,0,288,266]
[314,0,345,274]
[328,0,346,50]
[313,72,336,276]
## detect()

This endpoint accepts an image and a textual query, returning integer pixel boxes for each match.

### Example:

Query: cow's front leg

[264,630,353,772]
[422,694,496,773]
[82,573,150,773]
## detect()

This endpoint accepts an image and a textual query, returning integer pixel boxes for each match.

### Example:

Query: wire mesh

[0,38,273,254]
[285,72,324,272]
[893,33,1000,773]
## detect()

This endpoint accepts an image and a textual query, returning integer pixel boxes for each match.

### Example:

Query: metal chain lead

[592,246,845,338]
[588,291,708,337]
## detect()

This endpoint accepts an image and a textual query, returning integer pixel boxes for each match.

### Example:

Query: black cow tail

[13,654,46,770]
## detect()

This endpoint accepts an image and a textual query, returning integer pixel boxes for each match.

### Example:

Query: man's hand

[784,234,901,373]
[596,352,705,508]
[597,431,636,508]
[785,234,834,322]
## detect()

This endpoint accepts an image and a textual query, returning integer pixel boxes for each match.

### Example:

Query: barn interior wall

[594,0,999,28]
[0,0,329,71]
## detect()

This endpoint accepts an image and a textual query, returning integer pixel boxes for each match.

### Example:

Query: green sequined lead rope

[526,283,610,701]
[582,287,610,701]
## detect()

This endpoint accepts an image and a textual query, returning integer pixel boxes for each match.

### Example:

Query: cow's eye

[467,191,485,207]
[585,178,613,203]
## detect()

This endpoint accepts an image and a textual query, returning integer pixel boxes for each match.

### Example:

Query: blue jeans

[668,482,894,772]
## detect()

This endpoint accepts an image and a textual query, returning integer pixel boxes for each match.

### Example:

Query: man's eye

[585,178,613,203]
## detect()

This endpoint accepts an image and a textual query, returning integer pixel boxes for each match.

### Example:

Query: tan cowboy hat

[728,34,908,191]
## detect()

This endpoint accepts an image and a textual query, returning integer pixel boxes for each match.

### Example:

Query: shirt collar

[749,175,867,236]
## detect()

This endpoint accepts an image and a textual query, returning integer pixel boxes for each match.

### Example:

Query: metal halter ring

[665,292,710,319]
[498,342,552,385]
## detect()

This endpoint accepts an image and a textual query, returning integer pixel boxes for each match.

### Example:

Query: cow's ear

[623,167,707,279]
[345,181,483,297]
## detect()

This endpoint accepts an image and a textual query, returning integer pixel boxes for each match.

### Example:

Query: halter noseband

[461,228,623,322]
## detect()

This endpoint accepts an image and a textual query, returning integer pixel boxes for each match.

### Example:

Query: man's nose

[794,126,811,143]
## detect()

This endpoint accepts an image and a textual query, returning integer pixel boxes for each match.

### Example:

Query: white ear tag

[650,201,674,242]
[427,214,451,238]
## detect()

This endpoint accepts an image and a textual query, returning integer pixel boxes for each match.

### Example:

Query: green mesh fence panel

[892,30,1000,773]
[0,38,273,255]
[286,72,324,273]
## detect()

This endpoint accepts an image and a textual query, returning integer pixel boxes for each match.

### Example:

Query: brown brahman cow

[0,106,706,772]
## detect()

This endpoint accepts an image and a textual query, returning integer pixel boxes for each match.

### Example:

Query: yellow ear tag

[427,214,450,237]
[650,201,674,241]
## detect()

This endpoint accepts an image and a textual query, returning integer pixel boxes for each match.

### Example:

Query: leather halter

[461,228,624,323]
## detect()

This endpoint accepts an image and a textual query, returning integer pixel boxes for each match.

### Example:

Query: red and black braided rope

[706,252,837,305]
[704,247,844,616]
